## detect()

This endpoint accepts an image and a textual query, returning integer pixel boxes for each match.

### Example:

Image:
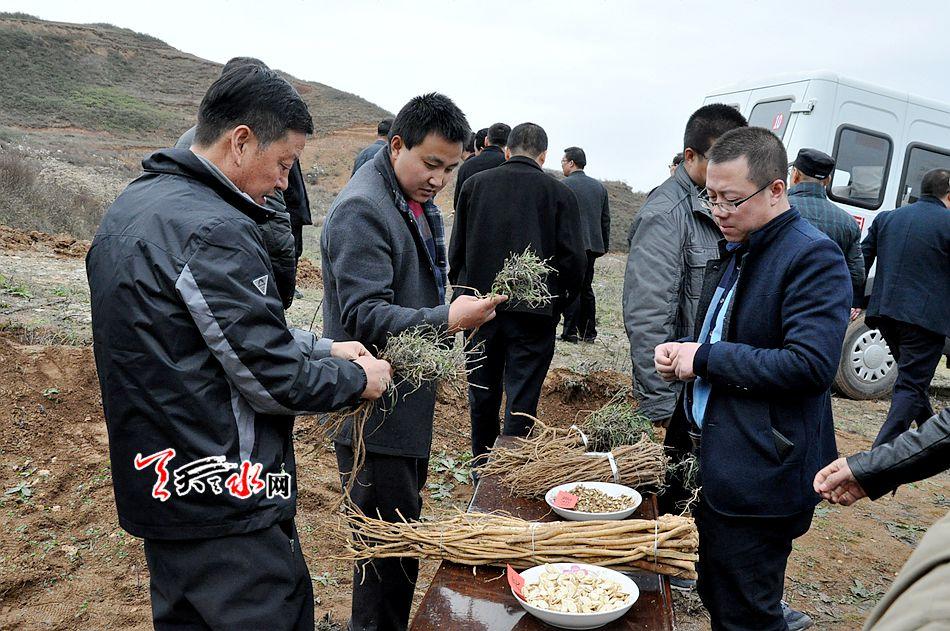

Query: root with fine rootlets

[477,417,668,498]
[339,508,698,579]
[318,325,477,497]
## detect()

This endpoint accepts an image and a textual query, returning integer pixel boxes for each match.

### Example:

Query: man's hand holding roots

[448,294,508,333]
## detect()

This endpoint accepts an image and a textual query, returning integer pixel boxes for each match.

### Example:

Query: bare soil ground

[1,228,948,630]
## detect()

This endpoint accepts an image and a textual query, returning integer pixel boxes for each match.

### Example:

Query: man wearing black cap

[789,148,865,318]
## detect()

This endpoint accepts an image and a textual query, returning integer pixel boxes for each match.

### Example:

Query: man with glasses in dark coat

[657,127,850,630]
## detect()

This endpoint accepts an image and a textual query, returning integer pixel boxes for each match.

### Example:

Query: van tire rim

[850,329,894,382]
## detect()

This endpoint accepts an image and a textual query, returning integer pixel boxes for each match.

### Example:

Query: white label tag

[252,275,269,295]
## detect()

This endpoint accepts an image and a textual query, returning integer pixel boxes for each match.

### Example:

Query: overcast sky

[3,0,948,190]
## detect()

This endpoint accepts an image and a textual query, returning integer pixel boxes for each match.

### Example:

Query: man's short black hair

[920,168,950,199]
[684,104,748,156]
[195,65,313,147]
[708,126,787,188]
[475,128,488,151]
[487,122,511,147]
[564,146,586,168]
[221,56,269,76]
[377,118,393,137]
[464,132,476,153]
[388,93,470,150]
[507,123,547,157]
[672,152,684,167]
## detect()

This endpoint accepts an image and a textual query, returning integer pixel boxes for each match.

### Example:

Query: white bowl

[512,563,640,629]
[545,481,642,521]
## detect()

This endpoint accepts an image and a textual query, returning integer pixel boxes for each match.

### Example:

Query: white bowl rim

[512,562,640,617]
[544,481,643,518]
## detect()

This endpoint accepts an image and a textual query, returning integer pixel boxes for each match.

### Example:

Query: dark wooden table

[410,436,675,630]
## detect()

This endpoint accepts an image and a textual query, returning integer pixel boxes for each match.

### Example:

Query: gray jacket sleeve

[622,206,683,422]
[177,219,367,415]
[848,407,950,500]
[322,195,450,351]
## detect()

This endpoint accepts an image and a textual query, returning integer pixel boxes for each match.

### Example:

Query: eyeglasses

[698,180,774,213]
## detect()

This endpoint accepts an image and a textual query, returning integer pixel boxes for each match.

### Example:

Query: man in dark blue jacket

[351,118,393,176]
[863,167,950,447]
[88,65,393,630]
[656,127,851,630]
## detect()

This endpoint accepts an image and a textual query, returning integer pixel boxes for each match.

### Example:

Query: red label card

[554,490,579,509]
[507,564,525,599]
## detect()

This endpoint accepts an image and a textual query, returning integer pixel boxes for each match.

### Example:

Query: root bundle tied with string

[321,325,476,495]
[340,509,698,579]
[477,415,667,497]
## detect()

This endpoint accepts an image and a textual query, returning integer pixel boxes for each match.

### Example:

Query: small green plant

[42,387,61,401]
[431,450,471,484]
[427,481,454,502]
[0,274,32,299]
[4,480,33,501]
[312,571,339,587]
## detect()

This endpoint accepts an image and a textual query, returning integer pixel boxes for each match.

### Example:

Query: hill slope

[0,13,390,139]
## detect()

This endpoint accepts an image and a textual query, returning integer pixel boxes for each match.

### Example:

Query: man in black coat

[559,146,610,342]
[449,122,586,462]
[863,167,950,447]
[657,127,851,630]
[452,122,509,209]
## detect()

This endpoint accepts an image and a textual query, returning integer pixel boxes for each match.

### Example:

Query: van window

[896,143,950,206]
[828,126,892,210]
[748,99,793,138]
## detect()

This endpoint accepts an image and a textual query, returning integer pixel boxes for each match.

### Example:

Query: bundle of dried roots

[320,325,475,494]
[340,509,698,579]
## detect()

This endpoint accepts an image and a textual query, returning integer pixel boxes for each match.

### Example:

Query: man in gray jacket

[321,93,502,631]
[560,146,610,342]
[622,104,747,425]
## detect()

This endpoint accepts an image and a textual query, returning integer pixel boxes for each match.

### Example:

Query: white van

[703,71,950,399]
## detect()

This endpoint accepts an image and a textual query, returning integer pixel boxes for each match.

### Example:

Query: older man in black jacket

[560,146,610,342]
[657,127,851,630]
[449,122,586,462]
[863,167,950,448]
[88,65,393,631]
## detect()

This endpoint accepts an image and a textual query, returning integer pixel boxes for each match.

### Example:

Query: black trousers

[336,444,428,631]
[873,318,944,447]
[562,253,599,340]
[143,519,314,631]
[695,499,813,631]
[467,311,557,462]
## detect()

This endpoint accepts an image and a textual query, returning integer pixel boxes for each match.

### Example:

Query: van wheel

[834,315,897,400]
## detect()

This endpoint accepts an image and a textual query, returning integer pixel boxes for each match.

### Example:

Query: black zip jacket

[87,148,366,540]
[449,156,586,316]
